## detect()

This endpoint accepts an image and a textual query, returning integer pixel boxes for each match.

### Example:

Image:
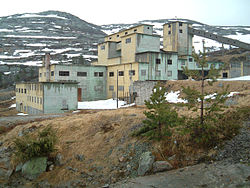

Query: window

[179,22,183,26]
[51,71,54,76]
[125,38,131,44]
[34,85,36,91]
[168,31,171,35]
[189,58,193,62]
[109,37,112,40]
[147,27,150,29]
[18,88,20,93]
[167,59,172,65]
[39,73,42,77]
[101,45,105,50]
[37,97,39,104]
[40,98,43,104]
[134,29,137,32]
[118,85,124,91]
[109,72,114,77]
[179,29,183,33]
[125,32,128,35]
[94,72,103,77]
[109,85,114,91]
[24,89,26,94]
[34,97,36,103]
[32,96,33,102]
[118,71,124,76]
[117,34,119,37]
[222,72,228,78]
[141,69,146,76]
[181,61,185,66]
[44,72,46,77]
[156,59,161,64]
[21,89,23,93]
[129,70,135,76]
[59,71,70,76]
[168,71,172,77]
[155,70,161,77]
[77,72,87,77]
[99,72,103,77]
[168,24,171,28]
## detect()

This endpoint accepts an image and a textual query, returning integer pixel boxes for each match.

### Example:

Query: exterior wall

[39,66,55,82]
[121,34,137,63]
[16,83,44,114]
[133,80,166,105]
[104,24,153,42]
[97,42,109,65]
[51,65,107,101]
[106,63,139,99]
[43,83,78,114]
[136,34,160,53]
[163,22,192,56]
[136,52,179,80]
[108,42,121,59]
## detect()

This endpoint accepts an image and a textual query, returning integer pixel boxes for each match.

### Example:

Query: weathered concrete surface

[111,161,250,188]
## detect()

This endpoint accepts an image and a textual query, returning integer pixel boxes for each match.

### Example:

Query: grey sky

[1,0,249,25]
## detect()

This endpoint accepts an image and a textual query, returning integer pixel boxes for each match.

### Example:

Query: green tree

[182,42,229,147]
[133,83,181,140]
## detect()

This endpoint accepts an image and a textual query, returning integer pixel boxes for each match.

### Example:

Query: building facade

[16,82,78,114]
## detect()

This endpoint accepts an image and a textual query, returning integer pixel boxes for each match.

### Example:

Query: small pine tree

[133,83,181,140]
[182,42,229,147]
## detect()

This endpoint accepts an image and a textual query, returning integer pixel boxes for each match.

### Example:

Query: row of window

[154,70,172,77]
[101,37,131,50]
[109,70,135,77]
[167,22,183,28]
[109,85,124,91]
[40,71,105,77]
[16,84,43,94]
[156,59,173,65]
[27,96,43,105]
[40,71,54,77]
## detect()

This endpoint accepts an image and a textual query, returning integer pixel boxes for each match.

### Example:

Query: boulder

[137,151,155,176]
[153,161,173,173]
[21,157,47,180]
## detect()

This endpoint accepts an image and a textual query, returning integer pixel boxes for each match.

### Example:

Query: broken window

[179,29,183,33]
[51,71,54,76]
[141,70,146,76]
[125,38,131,44]
[118,71,124,76]
[94,72,103,77]
[59,71,70,76]
[109,72,114,77]
[77,72,87,77]
[168,71,172,77]
[168,31,171,35]
[179,22,183,26]
[189,58,193,62]
[156,58,161,64]
[167,59,172,65]
[129,70,135,76]
[222,72,228,78]
[109,85,114,91]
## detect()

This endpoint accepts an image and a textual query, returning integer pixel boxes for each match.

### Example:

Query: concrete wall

[43,82,78,114]
[133,80,167,105]
[136,34,160,53]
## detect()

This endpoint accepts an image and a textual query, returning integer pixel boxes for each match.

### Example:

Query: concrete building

[16,82,78,114]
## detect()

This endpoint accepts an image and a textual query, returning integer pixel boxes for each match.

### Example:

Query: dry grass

[0,80,249,186]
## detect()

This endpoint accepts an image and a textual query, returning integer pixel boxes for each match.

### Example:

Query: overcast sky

[1,0,249,26]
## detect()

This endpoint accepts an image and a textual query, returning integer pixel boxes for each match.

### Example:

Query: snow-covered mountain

[0,12,249,68]
[0,11,105,66]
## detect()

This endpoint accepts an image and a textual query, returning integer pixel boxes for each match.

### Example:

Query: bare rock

[137,152,155,176]
[153,161,173,173]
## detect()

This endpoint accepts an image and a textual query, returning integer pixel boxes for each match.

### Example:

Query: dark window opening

[59,71,70,76]
[77,72,87,77]
[51,71,54,76]
[118,71,124,76]
[109,72,114,77]
[168,24,171,28]
[134,29,137,32]
[117,34,119,37]
[179,29,183,33]
[109,37,112,40]
[179,22,183,26]
[129,70,135,76]
[125,32,128,35]
[156,58,161,64]
[125,38,131,43]
[94,72,103,77]
[222,72,228,78]
[168,31,171,35]
[189,58,193,62]
[167,59,172,65]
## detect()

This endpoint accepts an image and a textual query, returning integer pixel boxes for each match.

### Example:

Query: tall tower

[163,21,193,56]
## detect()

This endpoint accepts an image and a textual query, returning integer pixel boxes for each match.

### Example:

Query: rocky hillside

[0,10,106,66]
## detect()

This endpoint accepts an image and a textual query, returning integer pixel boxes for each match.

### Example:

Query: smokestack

[45,53,50,82]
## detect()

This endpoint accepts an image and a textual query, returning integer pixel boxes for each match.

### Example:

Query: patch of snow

[4,72,11,75]
[4,35,76,39]
[227,92,240,97]
[218,76,250,81]
[17,113,28,116]
[18,13,68,20]
[72,110,80,113]
[78,99,127,109]
[11,96,16,100]
[165,91,187,103]
[9,103,16,108]
[24,43,47,47]
[0,29,14,32]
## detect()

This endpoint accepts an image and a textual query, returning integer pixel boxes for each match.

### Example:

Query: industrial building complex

[16,21,250,114]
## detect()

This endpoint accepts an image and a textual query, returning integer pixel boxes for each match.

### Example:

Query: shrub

[13,125,57,162]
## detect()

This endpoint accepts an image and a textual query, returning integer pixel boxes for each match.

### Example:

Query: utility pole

[200,39,205,125]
